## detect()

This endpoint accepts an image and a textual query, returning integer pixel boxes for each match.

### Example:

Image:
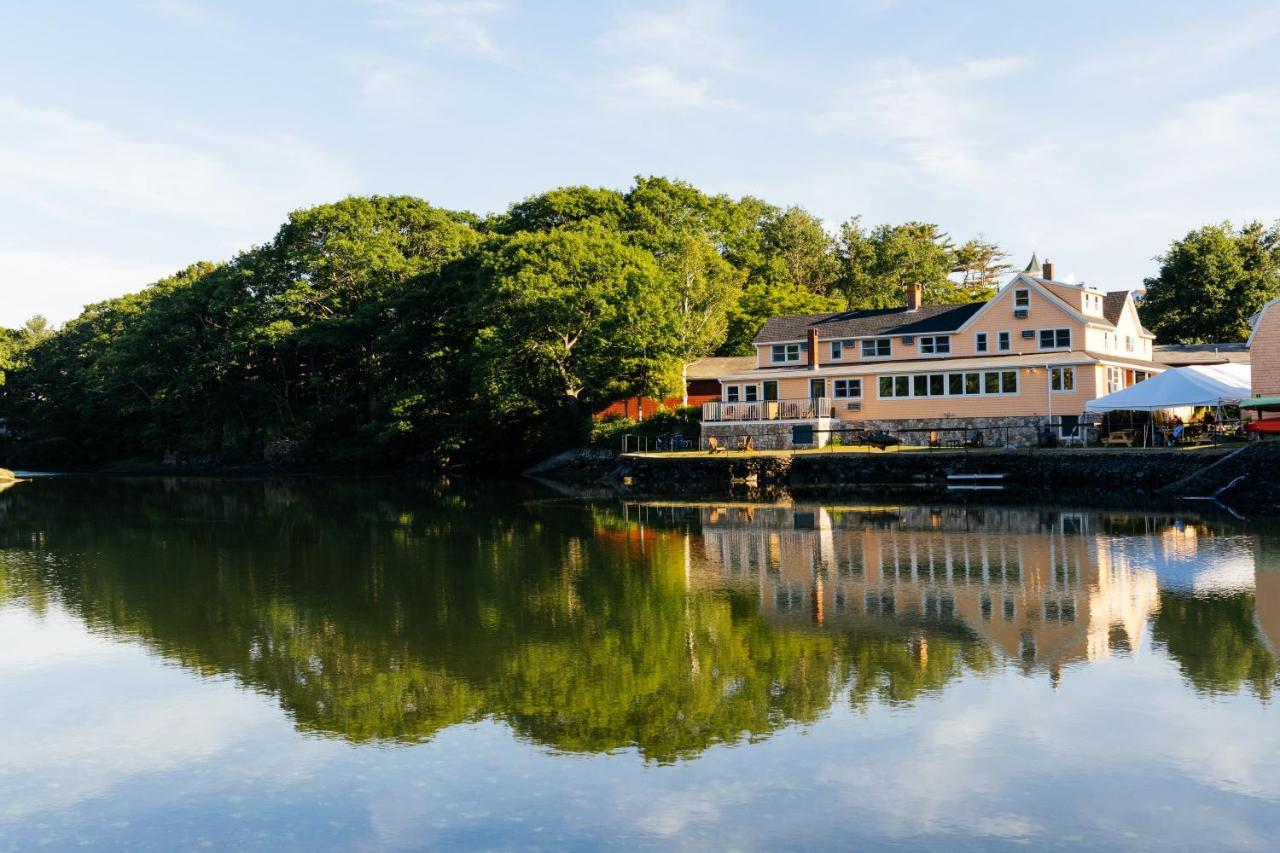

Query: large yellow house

[703,259,1161,447]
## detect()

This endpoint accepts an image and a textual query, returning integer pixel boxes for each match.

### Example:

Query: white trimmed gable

[956,273,1087,333]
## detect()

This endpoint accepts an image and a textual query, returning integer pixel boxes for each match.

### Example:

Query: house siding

[1253,303,1280,399]
[723,276,1159,430]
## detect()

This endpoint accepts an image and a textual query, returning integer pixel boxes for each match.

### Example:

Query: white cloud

[0,98,358,324]
[371,0,508,58]
[0,250,174,327]
[814,57,1028,189]
[0,99,354,230]
[608,64,732,110]
[597,0,742,112]
[600,0,739,70]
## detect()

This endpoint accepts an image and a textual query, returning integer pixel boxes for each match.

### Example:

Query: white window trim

[1038,328,1072,351]
[1049,367,1075,393]
[771,343,802,364]
[861,338,892,359]
[876,369,1021,399]
[831,341,843,360]
[997,330,1011,352]
[832,378,862,399]
[975,332,988,353]
[919,335,951,355]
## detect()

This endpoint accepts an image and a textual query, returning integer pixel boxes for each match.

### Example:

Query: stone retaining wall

[700,415,1051,451]
[612,447,1244,503]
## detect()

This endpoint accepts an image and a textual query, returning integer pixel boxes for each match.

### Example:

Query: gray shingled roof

[752,302,986,344]
[1102,291,1128,326]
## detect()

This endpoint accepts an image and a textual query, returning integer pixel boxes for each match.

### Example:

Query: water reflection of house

[1253,537,1280,654]
[695,504,1163,677]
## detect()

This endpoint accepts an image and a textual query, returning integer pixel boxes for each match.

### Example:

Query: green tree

[1139,221,1280,343]
[662,234,742,402]
[761,206,841,296]
[951,237,1010,301]
[474,226,671,446]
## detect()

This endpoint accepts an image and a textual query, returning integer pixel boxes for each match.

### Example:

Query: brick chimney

[807,327,820,369]
[906,283,923,311]
[1042,259,1054,281]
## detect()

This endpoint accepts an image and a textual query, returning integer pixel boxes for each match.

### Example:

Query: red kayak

[1246,418,1280,434]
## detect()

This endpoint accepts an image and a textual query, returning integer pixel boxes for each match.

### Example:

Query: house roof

[717,350,1162,382]
[752,303,986,344]
[686,356,755,379]
[1153,343,1250,367]
[1102,291,1128,326]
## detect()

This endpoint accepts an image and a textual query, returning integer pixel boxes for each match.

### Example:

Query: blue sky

[3,0,1279,326]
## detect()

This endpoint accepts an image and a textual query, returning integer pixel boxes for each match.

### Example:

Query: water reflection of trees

[1152,592,1277,700]
[0,481,1275,762]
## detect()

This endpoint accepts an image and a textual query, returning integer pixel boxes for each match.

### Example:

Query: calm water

[1,478,1279,851]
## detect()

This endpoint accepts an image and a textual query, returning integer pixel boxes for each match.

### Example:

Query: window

[1050,367,1075,392]
[879,370,1019,397]
[975,332,988,352]
[1015,289,1030,308]
[1107,367,1125,393]
[1039,328,1071,350]
[919,336,950,354]
[1125,336,1134,352]
[831,340,843,360]
[862,338,891,358]
[725,385,739,402]
[744,385,759,402]
[833,378,861,398]
[998,331,1011,351]
[771,343,801,363]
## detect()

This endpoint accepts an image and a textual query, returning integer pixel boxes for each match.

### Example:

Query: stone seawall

[610,447,1257,504]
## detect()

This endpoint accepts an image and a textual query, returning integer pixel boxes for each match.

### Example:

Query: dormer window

[919,336,950,355]
[862,338,891,358]
[771,343,801,363]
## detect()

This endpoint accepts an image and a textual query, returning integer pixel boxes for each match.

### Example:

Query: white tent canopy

[1085,363,1252,413]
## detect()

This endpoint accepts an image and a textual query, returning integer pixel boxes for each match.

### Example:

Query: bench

[1100,429,1136,447]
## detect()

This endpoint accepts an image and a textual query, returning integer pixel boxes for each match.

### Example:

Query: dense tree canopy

[1138,221,1280,343]
[0,179,1010,468]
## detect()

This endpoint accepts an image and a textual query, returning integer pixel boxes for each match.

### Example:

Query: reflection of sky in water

[4,603,1278,851]
[2,487,1280,851]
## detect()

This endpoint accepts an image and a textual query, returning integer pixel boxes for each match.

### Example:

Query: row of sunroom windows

[724,367,1086,402]
[769,328,1073,363]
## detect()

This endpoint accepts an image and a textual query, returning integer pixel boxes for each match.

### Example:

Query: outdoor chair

[736,435,754,452]
[707,437,725,454]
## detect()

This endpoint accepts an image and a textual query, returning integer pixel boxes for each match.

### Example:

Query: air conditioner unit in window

[846,402,862,411]
[1014,309,1029,319]
[901,336,915,344]
[1022,330,1036,339]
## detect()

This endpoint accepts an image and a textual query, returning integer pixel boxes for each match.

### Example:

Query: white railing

[702,397,833,422]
